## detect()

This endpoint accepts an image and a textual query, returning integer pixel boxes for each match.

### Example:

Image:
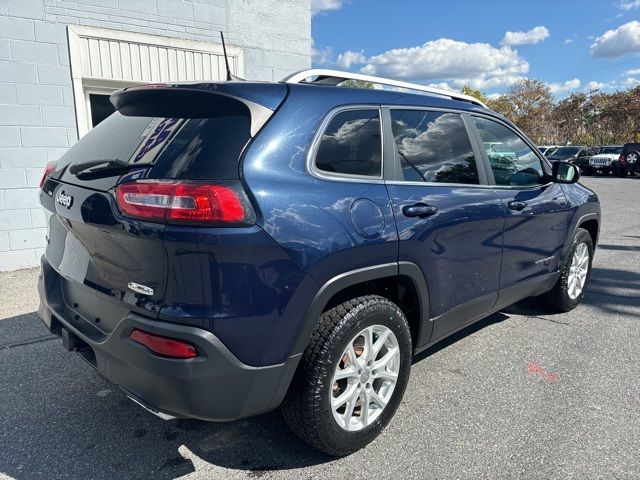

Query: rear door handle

[402,203,438,218]
[508,200,528,211]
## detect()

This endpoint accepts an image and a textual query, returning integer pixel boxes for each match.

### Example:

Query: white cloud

[625,76,640,87]
[311,0,343,15]
[586,81,606,90]
[427,82,455,91]
[624,68,640,75]
[590,20,640,57]
[487,93,502,100]
[619,0,640,10]
[312,45,332,65]
[359,38,529,90]
[548,78,581,94]
[501,26,550,46]
[564,38,574,44]
[336,50,366,68]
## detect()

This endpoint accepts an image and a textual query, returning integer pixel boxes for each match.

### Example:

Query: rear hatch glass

[54,111,251,191]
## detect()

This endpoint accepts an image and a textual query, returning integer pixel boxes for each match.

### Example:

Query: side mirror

[552,161,580,184]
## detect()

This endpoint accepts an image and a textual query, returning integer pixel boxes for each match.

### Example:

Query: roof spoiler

[110,83,287,136]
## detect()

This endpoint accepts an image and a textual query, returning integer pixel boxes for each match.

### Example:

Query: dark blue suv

[37,69,600,456]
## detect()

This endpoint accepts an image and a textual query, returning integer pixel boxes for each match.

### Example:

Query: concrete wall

[0,0,311,270]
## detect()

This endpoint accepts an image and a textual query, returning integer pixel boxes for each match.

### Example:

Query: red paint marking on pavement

[527,361,558,382]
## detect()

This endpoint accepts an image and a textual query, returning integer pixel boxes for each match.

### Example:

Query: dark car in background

[548,146,598,172]
[612,142,640,177]
[36,69,601,456]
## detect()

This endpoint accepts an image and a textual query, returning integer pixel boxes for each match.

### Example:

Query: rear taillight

[130,329,198,359]
[39,161,57,188]
[619,154,626,165]
[115,181,255,225]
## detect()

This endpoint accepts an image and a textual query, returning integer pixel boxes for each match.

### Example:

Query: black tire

[542,228,594,312]
[626,150,640,169]
[282,295,412,456]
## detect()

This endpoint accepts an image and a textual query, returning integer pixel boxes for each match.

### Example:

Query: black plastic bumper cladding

[37,259,300,421]
[110,84,285,136]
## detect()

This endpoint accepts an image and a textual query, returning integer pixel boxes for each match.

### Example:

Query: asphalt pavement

[0,176,638,479]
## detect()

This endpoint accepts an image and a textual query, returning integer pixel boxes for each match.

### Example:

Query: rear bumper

[37,258,300,421]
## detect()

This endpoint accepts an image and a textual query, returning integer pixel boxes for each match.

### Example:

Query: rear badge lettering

[128,282,154,296]
[55,190,73,209]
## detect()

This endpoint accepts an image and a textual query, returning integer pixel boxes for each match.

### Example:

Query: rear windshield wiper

[69,159,152,179]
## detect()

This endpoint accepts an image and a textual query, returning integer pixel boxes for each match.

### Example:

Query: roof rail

[282,69,488,108]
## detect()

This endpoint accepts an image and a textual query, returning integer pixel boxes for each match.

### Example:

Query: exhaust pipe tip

[127,395,178,421]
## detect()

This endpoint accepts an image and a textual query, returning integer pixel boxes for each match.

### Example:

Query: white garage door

[68,25,244,136]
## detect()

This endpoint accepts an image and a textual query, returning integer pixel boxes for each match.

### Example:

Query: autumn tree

[460,82,639,145]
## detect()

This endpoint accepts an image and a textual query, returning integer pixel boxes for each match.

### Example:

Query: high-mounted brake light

[130,329,198,359]
[40,161,57,188]
[115,181,254,225]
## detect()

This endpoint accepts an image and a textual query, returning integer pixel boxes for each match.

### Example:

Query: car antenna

[220,31,244,81]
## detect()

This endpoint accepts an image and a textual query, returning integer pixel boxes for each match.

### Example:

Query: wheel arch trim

[290,262,431,356]
[561,211,599,263]
[572,212,599,246]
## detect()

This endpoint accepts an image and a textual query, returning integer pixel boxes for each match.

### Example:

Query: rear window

[57,110,251,191]
[623,143,640,153]
[553,147,580,156]
[600,146,622,154]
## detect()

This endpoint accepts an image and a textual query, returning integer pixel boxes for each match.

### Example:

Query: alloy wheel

[330,325,400,431]
[568,242,589,300]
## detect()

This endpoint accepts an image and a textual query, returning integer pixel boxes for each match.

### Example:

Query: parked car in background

[586,145,623,175]
[538,145,560,156]
[36,69,601,456]
[612,142,640,177]
[548,146,598,173]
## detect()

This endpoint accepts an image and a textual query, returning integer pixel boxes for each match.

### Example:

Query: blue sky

[311,0,640,97]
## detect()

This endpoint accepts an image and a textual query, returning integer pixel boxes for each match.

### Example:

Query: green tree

[461,86,488,104]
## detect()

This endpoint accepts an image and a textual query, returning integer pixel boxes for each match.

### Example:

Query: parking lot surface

[1,176,638,480]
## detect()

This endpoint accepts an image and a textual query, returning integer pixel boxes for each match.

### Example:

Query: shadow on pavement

[581,267,640,316]
[0,313,331,480]
[597,244,640,252]
[1,266,637,479]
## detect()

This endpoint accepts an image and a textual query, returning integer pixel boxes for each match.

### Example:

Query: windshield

[599,146,622,154]
[553,147,580,156]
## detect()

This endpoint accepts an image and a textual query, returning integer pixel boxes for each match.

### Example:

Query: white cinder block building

[0,0,311,270]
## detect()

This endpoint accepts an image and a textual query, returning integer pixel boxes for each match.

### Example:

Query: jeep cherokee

[37,69,600,456]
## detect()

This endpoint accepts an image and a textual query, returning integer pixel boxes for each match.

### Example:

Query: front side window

[315,109,382,177]
[473,117,545,186]
[390,110,478,184]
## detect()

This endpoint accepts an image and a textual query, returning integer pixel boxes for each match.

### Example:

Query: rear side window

[390,110,478,184]
[314,109,382,178]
